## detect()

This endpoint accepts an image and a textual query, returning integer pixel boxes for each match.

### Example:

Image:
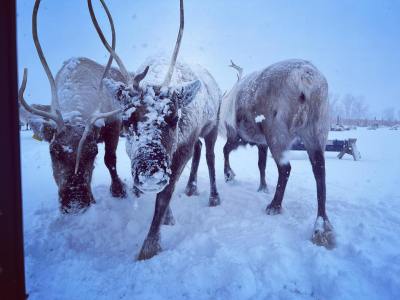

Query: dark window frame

[0,0,27,299]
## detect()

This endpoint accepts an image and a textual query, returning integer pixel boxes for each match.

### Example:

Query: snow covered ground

[21,127,400,300]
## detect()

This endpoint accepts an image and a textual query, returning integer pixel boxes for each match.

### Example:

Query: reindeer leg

[257,144,268,193]
[103,121,126,198]
[307,148,335,249]
[266,146,291,215]
[185,139,202,196]
[138,143,193,260]
[223,136,241,182]
[205,127,221,206]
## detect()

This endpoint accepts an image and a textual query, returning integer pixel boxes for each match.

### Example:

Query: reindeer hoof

[110,180,126,198]
[137,236,161,261]
[61,199,94,214]
[132,186,143,198]
[209,194,221,207]
[311,217,336,249]
[185,182,199,197]
[266,203,282,215]
[224,169,236,182]
[162,208,175,226]
[257,184,269,193]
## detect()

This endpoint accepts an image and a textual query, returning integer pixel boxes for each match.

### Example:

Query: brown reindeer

[19,0,129,213]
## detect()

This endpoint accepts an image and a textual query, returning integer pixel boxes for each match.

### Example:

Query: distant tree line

[328,93,400,127]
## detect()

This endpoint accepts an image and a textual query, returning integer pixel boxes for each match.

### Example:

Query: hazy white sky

[17,0,400,117]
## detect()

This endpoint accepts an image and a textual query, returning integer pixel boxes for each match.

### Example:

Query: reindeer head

[47,122,99,212]
[110,76,200,192]
[18,0,120,213]
[19,73,106,212]
[89,0,197,192]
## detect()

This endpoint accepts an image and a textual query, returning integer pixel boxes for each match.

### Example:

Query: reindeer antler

[88,0,131,84]
[18,68,64,129]
[229,59,243,81]
[97,0,116,89]
[88,0,149,88]
[18,0,65,132]
[162,0,184,87]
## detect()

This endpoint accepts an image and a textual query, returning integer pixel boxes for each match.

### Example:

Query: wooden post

[292,138,361,161]
[337,138,361,161]
[0,0,27,298]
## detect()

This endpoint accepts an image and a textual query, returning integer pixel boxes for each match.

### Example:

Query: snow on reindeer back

[137,56,196,86]
[55,57,120,126]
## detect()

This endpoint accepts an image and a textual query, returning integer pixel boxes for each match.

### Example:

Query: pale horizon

[17,0,400,120]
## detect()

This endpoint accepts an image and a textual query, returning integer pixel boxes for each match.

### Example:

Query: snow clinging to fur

[255,114,265,123]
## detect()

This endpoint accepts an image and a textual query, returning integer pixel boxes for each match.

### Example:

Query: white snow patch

[255,114,266,123]
[62,145,73,153]
[123,107,136,120]
[94,118,105,128]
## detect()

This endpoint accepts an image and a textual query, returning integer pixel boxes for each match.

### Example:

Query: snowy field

[21,127,400,300]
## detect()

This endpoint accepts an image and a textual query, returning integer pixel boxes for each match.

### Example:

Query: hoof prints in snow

[21,128,400,300]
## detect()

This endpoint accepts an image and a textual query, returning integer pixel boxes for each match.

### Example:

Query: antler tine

[32,0,64,128]
[229,59,243,81]
[88,0,131,83]
[18,68,64,130]
[98,0,116,89]
[74,108,121,174]
[162,0,184,87]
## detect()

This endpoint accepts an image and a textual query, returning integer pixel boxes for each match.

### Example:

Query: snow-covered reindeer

[90,0,221,260]
[220,59,335,248]
[18,0,131,213]
[222,60,269,193]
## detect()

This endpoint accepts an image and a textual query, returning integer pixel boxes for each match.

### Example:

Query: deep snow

[21,127,400,300]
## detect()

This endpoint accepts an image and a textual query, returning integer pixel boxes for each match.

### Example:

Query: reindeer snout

[58,174,94,213]
[133,161,170,193]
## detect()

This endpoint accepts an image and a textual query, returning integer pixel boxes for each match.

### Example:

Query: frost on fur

[255,114,265,123]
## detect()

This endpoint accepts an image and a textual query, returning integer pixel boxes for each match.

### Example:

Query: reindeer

[221,60,269,193]
[90,0,221,260]
[220,59,335,249]
[18,0,133,213]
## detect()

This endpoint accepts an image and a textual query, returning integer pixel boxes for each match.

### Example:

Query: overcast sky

[17,0,400,118]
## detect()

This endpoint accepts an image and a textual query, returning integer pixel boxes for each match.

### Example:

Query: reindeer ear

[171,80,201,108]
[29,119,56,142]
[133,66,149,87]
[41,122,57,142]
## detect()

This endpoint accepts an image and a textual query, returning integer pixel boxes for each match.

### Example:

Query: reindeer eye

[166,115,179,127]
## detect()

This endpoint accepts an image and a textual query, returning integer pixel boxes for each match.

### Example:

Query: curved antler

[18,68,65,129]
[18,0,65,131]
[229,59,243,81]
[97,0,116,89]
[162,0,184,87]
[33,0,63,117]
[88,0,131,84]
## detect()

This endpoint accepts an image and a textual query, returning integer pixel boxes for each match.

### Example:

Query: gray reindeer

[90,0,221,260]
[220,59,335,249]
[19,0,130,213]
[221,60,269,193]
